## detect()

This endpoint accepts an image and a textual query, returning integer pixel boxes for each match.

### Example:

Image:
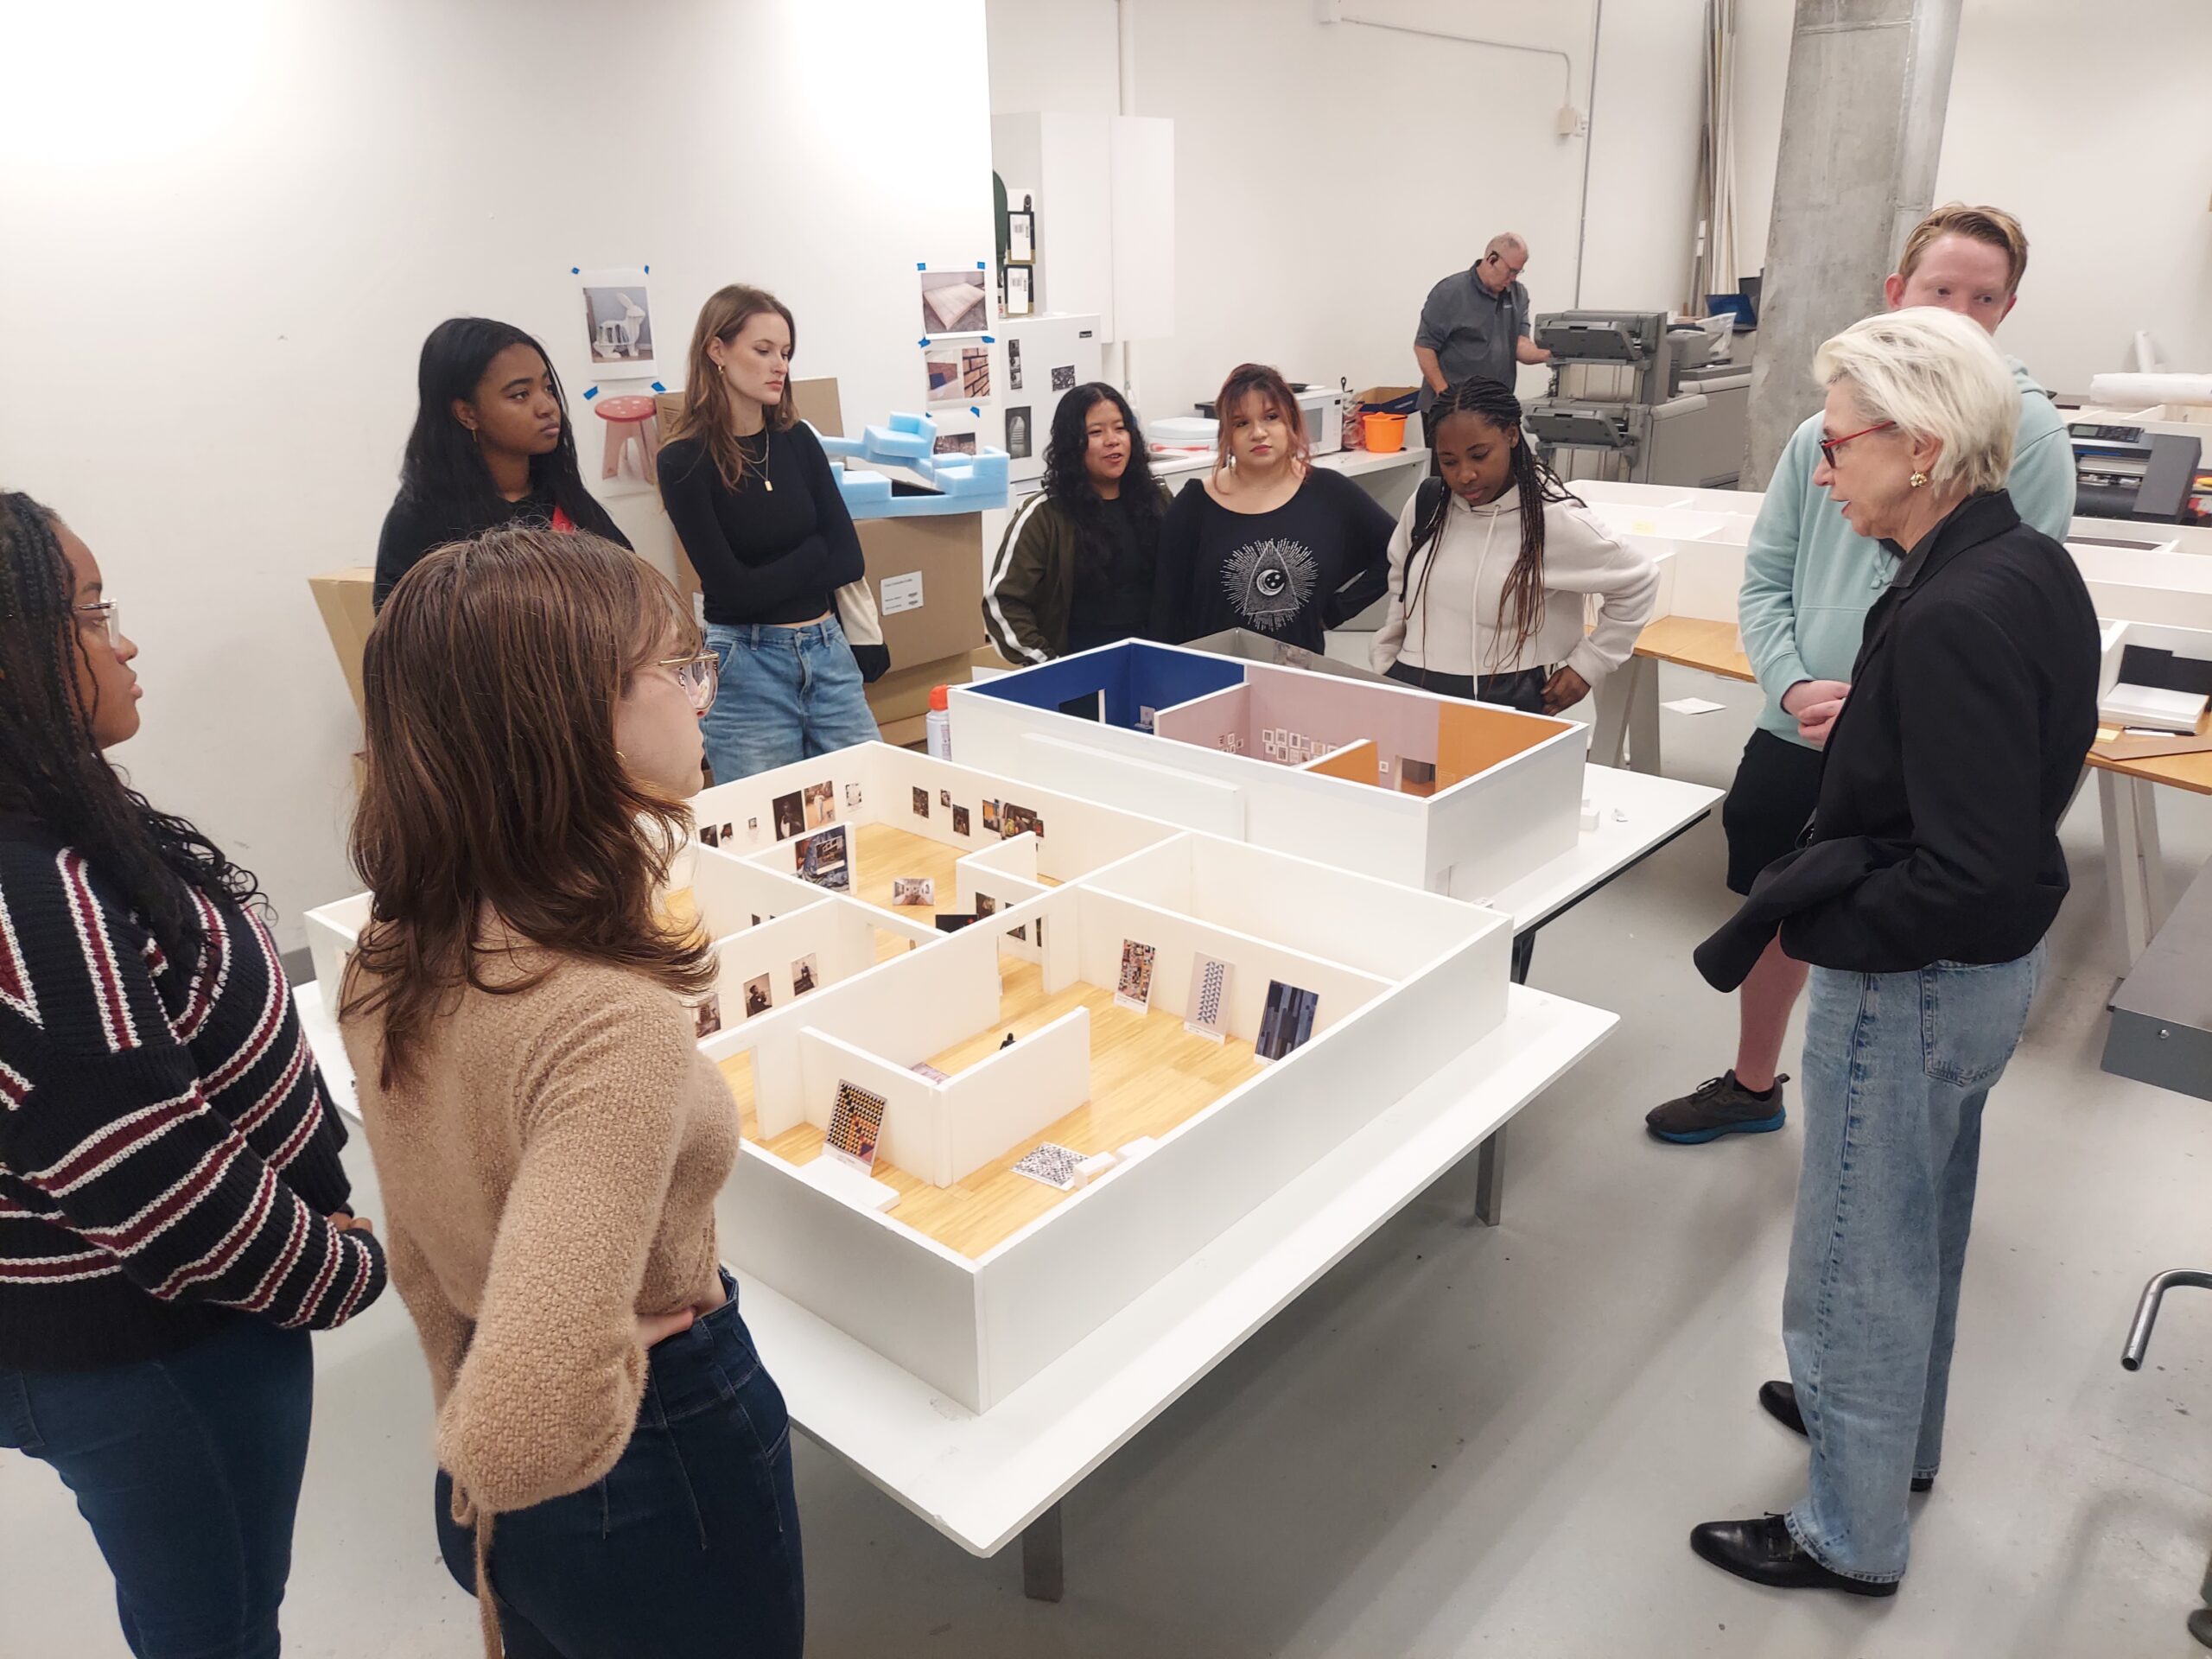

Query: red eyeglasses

[1819,420,1895,468]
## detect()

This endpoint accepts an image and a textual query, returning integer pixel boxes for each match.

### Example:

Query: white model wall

[1732,0,2212,393]
[986,0,1711,423]
[0,0,995,950]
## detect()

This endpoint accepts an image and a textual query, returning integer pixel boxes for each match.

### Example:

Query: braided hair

[0,493,262,963]
[1402,378,1581,672]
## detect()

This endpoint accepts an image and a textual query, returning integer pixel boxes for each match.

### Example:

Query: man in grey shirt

[1414,233,1552,431]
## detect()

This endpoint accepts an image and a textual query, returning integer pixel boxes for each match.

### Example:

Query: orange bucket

[1361,411,1407,454]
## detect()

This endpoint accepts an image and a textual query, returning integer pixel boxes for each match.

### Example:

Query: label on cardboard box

[881,572,925,615]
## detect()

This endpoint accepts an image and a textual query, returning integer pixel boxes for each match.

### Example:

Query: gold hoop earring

[1910,471,1928,488]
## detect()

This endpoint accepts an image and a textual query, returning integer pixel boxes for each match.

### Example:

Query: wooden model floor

[717,959,1262,1259]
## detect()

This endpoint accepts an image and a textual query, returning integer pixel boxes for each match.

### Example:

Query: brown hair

[1897,202,2029,294]
[340,526,715,1086]
[1211,363,1312,477]
[668,284,800,491]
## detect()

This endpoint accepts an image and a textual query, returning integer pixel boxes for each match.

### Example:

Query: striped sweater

[0,822,385,1370]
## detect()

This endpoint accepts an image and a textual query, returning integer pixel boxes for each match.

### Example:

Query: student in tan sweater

[340,528,802,1659]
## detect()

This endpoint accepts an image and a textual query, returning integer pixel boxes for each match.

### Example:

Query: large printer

[2069,420,2206,524]
[1524,310,1752,488]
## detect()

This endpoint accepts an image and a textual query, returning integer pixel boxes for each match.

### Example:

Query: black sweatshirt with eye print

[1150,467,1395,652]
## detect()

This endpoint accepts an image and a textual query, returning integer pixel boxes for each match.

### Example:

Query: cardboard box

[309,568,377,715]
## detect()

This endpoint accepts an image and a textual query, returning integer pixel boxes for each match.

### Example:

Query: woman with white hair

[1688,307,2100,1598]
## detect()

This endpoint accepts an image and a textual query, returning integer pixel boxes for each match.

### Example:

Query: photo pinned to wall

[699,823,721,849]
[743,975,772,1020]
[791,954,821,997]
[1116,940,1158,1012]
[919,269,988,335]
[912,785,930,818]
[1008,341,1025,391]
[1004,407,1033,460]
[693,995,722,1040]
[794,824,849,892]
[975,892,998,918]
[960,342,993,401]
[1007,210,1035,264]
[1051,365,1076,392]
[923,343,963,405]
[982,799,1001,833]
[720,822,735,843]
[844,782,863,808]
[939,789,952,809]
[803,779,836,829]
[1004,264,1033,317]
[747,817,761,840]
[1012,1142,1084,1192]
[1255,980,1319,1062]
[772,791,805,840]
[1185,954,1232,1043]
[933,431,978,456]
[952,804,970,837]
[893,877,935,907]
[825,1080,887,1173]
[578,267,658,377]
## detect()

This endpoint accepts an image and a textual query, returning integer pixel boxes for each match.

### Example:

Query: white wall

[0,0,995,948]
[987,0,1711,423]
[1733,0,2212,393]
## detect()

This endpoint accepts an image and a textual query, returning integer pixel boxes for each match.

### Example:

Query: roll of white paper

[2087,372,2212,409]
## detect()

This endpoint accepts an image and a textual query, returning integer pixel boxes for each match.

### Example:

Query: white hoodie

[1370,488,1657,684]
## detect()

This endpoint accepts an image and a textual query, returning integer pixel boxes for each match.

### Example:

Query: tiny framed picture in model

[794,825,849,892]
[918,269,988,335]
[1255,979,1319,1061]
[912,785,930,817]
[747,817,760,838]
[1003,264,1033,317]
[952,804,970,837]
[1185,954,1232,1043]
[1116,939,1158,1012]
[803,779,836,829]
[892,877,935,907]
[693,994,722,1040]
[1007,209,1035,264]
[772,791,805,840]
[844,782,862,808]
[720,822,735,842]
[1011,1142,1085,1192]
[982,799,1001,833]
[791,954,821,997]
[743,975,772,1020]
[699,823,720,849]
[975,892,998,918]
[825,1080,887,1173]
[939,789,952,809]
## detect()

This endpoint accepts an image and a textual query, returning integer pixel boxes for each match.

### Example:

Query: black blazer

[1696,492,2099,989]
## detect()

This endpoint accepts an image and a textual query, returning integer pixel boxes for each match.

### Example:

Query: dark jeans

[1385,658,1551,715]
[435,1273,804,1659]
[0,1316,314,1659]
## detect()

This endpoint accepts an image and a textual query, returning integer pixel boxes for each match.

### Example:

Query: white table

[289,761,1715,1599]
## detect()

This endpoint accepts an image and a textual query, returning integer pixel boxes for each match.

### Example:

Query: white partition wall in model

[946,642,1586,904]
[307,743,1522,1414]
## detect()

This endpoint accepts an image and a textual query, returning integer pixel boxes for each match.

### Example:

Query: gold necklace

[740,426,772,491]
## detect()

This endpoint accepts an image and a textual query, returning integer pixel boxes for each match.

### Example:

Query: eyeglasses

[658,650,721,714]
[1819,421,1896,468]
[74,600,122,652]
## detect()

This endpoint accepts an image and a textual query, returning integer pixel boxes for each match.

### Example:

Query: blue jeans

[435,1273,804,1659]
[1783,944,2044,1583]
[702,617,879,782]
[0,1317,314,1659]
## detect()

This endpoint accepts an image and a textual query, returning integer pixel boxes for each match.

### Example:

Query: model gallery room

[2,1,2209,1655]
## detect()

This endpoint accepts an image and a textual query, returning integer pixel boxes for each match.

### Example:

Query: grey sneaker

[1645,1071,1788,1144]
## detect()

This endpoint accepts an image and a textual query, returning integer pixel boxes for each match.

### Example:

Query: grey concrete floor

[6,666,2210,1657]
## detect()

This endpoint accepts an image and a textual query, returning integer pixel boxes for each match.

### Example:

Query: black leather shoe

[1758,1382,1933,1491]
[1689,1514,1898,1597]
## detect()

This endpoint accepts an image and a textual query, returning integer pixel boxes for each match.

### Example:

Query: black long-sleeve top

[373,484,629,610]
[656,422,866,627]
[1149,466,1395,652]
[1695,492,2100,988]
[0,820,386,1370]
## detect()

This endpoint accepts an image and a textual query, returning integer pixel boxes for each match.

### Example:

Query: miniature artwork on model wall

[579,267,658,377]
[999,802,1046,841]
[791,954,821,997]
[952,805,970,837]
[794,825,849,892]
[1185,955,1231,1042]
[803,780,836,829]
[912,786,930,818]
[893,878,935,907]
[1255,980,1319,1061]
[844,782,864,808]
[1012,1142,1084,1192]
[700,823,721,848]
[772,791,805,840]
[1116,940,1157,1012]
[825,1081,887,1173]
[693,995,721,1040]
[743,975,772,1020]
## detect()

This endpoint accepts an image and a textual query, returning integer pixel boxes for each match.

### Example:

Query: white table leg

[1624,656,1662,776]
[2134,777,2170,932]
[2100,769,2155,966]
[1590,658,1637,771]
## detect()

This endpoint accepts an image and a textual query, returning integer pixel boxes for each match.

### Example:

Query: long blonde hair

[669,284,800,491]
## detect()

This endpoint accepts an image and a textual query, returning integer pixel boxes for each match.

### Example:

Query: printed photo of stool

[594,394,659,486]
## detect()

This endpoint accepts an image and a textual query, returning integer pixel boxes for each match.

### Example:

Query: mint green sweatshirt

[1738,356,2076,747]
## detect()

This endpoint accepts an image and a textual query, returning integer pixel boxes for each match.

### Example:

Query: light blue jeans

[702,617,879,783]
[1783,943,2044,1583]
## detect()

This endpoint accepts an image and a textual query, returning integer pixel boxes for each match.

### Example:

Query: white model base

[801,1156,900,1211]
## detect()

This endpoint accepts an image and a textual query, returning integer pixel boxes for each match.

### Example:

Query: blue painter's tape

[976,260,987,269]
[651,380,665,393]
[918,337,931,347]
[970,406,982,417]
[582,386,599,400]
[916,261,927,270]
[643,264,650,273]
[571,266,581,274]
[982,334,995,344]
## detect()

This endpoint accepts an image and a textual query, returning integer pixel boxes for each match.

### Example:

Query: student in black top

[983,382,1173,661]
[659,285,880,781]
[0,492,386,1654]
[1151,363,1393,652]
[373,317,627,609]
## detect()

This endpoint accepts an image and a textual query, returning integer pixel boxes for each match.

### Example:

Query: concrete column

[1742,0,1961,486]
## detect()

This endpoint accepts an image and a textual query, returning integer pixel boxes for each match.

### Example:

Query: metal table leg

[1021,1503,1064,1603]
[1473,1126,1505,1227]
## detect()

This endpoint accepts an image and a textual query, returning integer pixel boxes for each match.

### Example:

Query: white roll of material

[2087,372,2212,408]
